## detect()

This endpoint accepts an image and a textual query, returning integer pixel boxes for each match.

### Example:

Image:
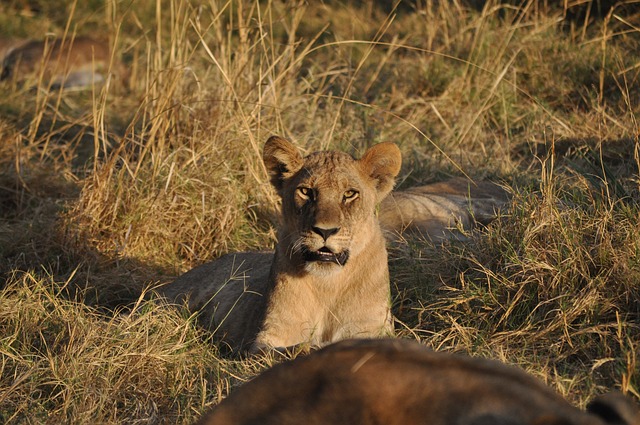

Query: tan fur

[0,36,113,89]
[380,178,509,241]
[196,338,640,425]
[161,137,508,354]
[0,38,27,63]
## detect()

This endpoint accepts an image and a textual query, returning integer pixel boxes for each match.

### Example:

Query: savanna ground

[0,0,639,423]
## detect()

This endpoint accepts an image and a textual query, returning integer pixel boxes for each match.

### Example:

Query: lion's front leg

[325,302,395,344]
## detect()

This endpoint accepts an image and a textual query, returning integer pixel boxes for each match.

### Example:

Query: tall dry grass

[0,0,639,423]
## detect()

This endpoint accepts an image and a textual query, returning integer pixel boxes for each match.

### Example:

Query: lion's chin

[302,247,350,267]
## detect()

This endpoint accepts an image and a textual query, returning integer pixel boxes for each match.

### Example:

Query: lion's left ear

[358,142,402,201]
[587,392,640,425]
[263,136,304,193]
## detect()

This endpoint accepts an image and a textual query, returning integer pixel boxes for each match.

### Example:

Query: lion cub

[196,338,640,425]
[1,36,111,89]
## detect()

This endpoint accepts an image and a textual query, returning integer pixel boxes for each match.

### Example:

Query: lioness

[196,338,640,425]
[161,137,507,354]
[163,136,402,353]
[0,36,111,89]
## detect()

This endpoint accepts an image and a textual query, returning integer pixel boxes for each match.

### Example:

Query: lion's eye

[297,187,312,199]
[343,189,359,201]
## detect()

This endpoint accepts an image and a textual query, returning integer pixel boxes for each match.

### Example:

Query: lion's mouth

[302,246,350,266]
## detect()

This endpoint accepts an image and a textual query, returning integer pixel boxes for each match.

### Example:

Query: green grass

[1,0,639,423]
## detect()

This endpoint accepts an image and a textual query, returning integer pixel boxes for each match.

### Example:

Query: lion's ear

[263,136,304,193]
[587,392,640,425]
[358,142,402,201]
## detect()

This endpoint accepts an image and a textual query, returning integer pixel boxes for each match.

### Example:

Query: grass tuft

[0,271,227,424]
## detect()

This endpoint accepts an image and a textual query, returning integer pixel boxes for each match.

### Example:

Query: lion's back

[379,178,509,240]
[1,36,111,87]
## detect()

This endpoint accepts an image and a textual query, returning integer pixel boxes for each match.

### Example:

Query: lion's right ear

[263,136,304,192]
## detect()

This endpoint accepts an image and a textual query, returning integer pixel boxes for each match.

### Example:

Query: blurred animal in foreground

[161,137,508,354]
[0,36,114,89]
[196,338,640,425]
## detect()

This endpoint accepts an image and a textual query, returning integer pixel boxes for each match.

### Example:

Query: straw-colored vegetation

[0,0,638,423]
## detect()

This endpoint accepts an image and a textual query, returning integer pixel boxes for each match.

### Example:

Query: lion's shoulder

[160,251,274,353]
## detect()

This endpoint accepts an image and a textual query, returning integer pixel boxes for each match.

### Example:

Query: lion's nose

[312,226,340,241]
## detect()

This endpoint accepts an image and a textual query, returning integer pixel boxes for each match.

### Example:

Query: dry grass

[0,0,639,423]
[0,271,225,423]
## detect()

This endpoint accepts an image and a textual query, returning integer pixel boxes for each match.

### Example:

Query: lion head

[263,136,401,275]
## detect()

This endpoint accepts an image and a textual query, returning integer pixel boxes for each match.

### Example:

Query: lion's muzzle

[302,246,350,266]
